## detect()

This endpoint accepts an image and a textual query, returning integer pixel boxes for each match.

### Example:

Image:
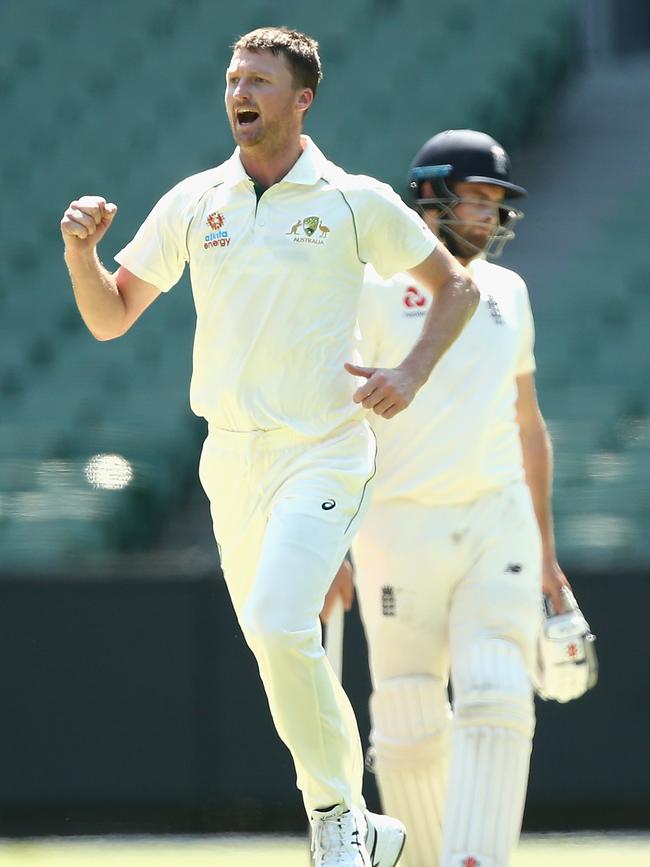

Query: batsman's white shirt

[115,135,436,436]
[354,260,542,867]
[358,257,536,504]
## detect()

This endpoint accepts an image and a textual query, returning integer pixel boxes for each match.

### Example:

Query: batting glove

[534,586,598,703]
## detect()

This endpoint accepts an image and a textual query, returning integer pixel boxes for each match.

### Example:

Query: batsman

[325,130,598,867]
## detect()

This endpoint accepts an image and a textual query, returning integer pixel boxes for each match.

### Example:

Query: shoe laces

[311,809,362,865]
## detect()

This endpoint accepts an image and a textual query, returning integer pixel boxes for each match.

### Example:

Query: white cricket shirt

[115,136,436,436]
[358,257,536,504]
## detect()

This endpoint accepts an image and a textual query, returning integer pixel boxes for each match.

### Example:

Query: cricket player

[59,29,478,867]
[332,129,569,867]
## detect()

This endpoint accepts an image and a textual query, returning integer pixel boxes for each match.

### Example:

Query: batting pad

[370,676,452,867]
[442,639,534,867]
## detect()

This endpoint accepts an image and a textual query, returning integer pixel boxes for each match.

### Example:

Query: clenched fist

[60,195,117,252]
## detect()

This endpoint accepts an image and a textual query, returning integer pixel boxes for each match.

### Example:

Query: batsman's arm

[61,196,160,341]
[346,245,478,418]
[321,558,354,624]
[516,371,570,611]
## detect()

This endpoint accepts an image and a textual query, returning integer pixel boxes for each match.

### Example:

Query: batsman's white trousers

[199,420,377,814]
[353,483,542,687]
[354,483,542,866]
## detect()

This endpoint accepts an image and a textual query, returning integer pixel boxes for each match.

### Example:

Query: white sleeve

[114,184,189,292]
[351,180,437,279]
[515,281,536,376]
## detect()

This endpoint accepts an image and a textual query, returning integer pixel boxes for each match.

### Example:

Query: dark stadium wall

[0,570,647,836]
[611,0,650,55]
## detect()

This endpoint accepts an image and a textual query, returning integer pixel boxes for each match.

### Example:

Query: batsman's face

[225,49,312,153]
[451,181,505,250]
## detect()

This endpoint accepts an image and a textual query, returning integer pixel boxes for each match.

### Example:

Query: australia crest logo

[286,215,331,245]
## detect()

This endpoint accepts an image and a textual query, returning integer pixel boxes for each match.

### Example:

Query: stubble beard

[248,126,298,170]
[442,224,490,260]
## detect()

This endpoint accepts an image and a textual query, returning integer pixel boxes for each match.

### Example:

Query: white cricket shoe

[310,805,372,866]
[364,810,406,867]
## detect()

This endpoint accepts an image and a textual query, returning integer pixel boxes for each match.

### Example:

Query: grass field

[0,833,648,867]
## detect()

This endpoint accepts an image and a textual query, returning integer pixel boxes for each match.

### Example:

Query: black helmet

[409,129,527,258]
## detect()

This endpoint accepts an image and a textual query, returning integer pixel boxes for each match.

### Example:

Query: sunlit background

[0,0,648,862]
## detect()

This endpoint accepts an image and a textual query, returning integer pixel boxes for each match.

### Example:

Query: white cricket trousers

[354,483,542,685]
[353,483,542,867]
[199,420,377,815]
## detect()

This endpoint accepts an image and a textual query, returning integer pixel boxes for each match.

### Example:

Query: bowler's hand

[60,195,117,253]
[321,559,354,623]
[345,362,419,418]
[542,556,571,614]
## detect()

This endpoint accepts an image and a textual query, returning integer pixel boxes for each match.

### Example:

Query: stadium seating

[533,173,650,567]
[0,0,581,569]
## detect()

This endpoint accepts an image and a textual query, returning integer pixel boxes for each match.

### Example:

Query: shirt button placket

[255,190,266,235]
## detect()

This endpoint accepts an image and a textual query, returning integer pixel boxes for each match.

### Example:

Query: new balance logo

[505,563,523,573]
[382,586,396,616]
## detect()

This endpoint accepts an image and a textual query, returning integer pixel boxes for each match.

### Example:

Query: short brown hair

[232,27,323,98]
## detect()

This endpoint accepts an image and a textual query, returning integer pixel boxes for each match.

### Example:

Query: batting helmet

[409,129,527,258]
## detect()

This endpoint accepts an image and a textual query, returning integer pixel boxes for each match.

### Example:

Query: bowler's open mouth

[237,109,260,125]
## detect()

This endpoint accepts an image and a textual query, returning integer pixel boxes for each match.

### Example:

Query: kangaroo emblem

[287,220,301,235]
[319,223,330,239]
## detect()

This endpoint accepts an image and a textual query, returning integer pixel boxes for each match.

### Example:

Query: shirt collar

[222,149,251,189]
[467,254,488,275]
[222,135,326,189]
[282,135,327,185]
